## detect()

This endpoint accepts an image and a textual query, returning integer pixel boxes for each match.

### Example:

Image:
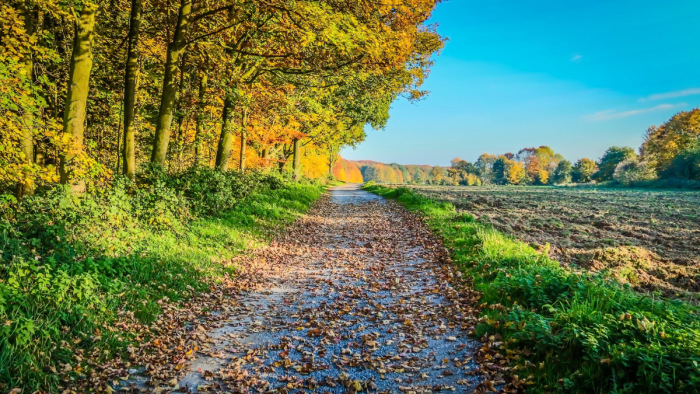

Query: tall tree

[151,0,192,166]
[572,158,597,183]
[60,3,98,192]
[641,109,700,172]
[17,3,37,196]
[239,107,248,171]
[193,74,207,166]
[292,138,301,179]
[122,0,143,178]
[215,96,235,170]
[595,146,636,182]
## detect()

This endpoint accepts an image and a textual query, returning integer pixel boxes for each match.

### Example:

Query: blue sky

[342,0,700,166]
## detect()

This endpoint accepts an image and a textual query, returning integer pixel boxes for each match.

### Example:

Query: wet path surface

[154,185,482,392]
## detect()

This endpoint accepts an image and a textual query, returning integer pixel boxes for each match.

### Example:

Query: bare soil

[408,185,700,300]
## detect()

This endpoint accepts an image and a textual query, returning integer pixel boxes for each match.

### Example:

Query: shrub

[572,158,597,183]
[662,144,700,180]
[595,146,637,181]
[0,169,314,390]
[614,157,657,185]
[553,160,572,184]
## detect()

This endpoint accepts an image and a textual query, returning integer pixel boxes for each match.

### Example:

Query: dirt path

[126,185,484,392]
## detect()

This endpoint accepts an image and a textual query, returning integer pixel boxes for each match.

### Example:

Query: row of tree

[336,108,699,187]
[444,109,699,186]
[333,159,443,184]
[445,147,596,186]
[1,0,443,197]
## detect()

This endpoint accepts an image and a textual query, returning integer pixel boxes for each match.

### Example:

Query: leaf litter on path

[100,185,506,393]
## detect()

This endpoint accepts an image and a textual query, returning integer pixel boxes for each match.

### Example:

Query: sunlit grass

[0,179,323,390]
[366,184,700,392]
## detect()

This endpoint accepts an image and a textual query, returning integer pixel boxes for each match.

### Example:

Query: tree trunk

[328,146,339,176]
[261,147,269,169]
[193,76,206,166]
[60,3,98,193]
[239,108,248,171]
[292,138,300,180]
[215,97,234,171]
[175,52,187,163]
[277,144,287,173]
[122,0,142,178]
[17,4,36,197]
[150,0,192,166]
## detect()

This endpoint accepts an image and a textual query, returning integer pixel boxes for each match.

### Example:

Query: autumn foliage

[0,0,443,195]
[0,0,444,390]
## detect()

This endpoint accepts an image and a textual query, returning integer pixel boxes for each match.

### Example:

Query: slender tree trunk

[150,0,192,166]
[328,146,339,176]
[292,138,300,180]
[215,97,234,171]
[277,144,288,173]
[261,147,269,169]
[174,52,187,164]
[239,108,248,171]
[60,3,98,193]
[17,4,36,197]
[122,0,142,178]
[193,76,206,166]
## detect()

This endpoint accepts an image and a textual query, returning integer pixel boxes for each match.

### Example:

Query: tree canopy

[0,0,443,196]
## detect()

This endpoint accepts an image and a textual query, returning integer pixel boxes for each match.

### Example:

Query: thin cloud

[641,88,700,102]
[584,103,683,122]
[570,54,582,62]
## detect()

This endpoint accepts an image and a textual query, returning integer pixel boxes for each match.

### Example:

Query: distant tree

[572,158,597,183]
[492,156,509,184]
[475,153,497,183]
[397,165,411,183]
[662,143,700,180]
[553,160,573,184]
[641,109,700,173]
[448,158,478,185]
[515,146,562,184]
[506,161,527,184]
[413,169,425,184]
[524,155,542,183]
[536,168,549,185]
[596,146,636,181]
[389,163,405,183]
[516,147,536,163]
[466,173,482,186]
[614,157,657,185]
[429,166,447,185]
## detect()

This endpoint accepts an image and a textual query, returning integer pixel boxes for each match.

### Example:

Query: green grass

[365,185,700,393]
[0,173,323,390]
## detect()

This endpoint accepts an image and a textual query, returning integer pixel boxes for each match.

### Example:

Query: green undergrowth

[365,185,700,393]
[0,168,324,390]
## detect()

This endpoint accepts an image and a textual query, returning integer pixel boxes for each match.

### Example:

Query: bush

[0,169,315,390]
[614,157,657,185]
[663,144,700,180]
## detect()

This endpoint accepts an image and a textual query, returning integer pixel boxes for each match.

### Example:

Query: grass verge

[0,170,324,390]
[365,185,700,393]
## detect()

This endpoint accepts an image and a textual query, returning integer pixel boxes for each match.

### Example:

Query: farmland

[405,185,700,300]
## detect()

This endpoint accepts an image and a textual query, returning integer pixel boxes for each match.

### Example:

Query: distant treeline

[336,108,700,187]
[333,160,443,184]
